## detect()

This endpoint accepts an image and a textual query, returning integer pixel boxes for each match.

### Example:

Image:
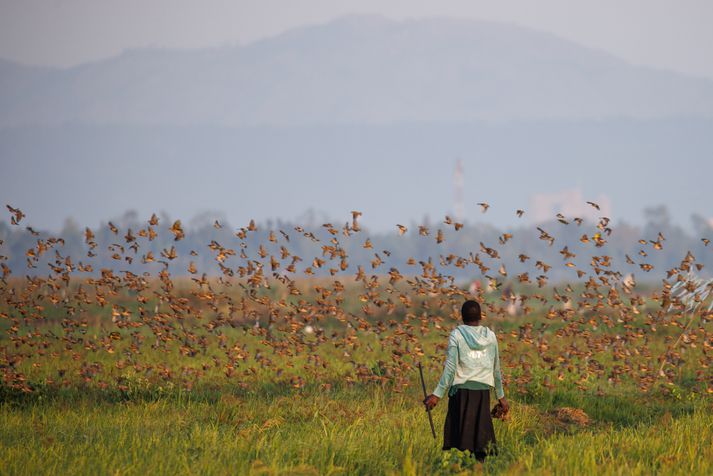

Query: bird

[170,220,185,241]
[6,205,25,225]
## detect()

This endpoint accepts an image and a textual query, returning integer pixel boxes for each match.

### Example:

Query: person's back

[424,300,508,462]
[435,324,502,396]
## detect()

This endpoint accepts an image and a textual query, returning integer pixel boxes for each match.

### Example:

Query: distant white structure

[454,159,465,222]
[468,280,482,296]
[506,294,522,316]
[529,188,612,224]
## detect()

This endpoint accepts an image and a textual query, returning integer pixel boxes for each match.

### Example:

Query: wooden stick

[418,362,437,439]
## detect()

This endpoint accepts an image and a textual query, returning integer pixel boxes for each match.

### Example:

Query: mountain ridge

[2,14,713,127]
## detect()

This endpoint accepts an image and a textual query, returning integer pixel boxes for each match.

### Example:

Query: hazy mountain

[3,15,713,234]
[2,15,713,127]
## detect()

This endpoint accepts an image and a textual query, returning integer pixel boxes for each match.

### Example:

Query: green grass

[2,282,711,475]
[1,381,710,475]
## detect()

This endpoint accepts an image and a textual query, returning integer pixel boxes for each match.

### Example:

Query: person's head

[461,300,482,324]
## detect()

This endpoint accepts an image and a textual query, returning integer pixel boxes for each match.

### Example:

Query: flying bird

[6,205,25,225]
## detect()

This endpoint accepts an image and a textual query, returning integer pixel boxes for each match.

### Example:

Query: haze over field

[1,12,712,232]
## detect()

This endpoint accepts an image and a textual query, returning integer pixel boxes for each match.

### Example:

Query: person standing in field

[423,299,508,462]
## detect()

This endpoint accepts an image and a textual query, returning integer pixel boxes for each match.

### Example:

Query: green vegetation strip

[1,384,710,475]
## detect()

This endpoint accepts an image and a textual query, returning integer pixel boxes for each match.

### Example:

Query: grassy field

[4,176,713,473]
[1,247,712,474]
[1,295,711,475]
[1,377,711,475]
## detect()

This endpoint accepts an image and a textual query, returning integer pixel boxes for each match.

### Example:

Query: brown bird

[170,220,185,241]
[556,213,569,225]
[351,211,362,232]
[6,205,25,225]
[559,246,576,260]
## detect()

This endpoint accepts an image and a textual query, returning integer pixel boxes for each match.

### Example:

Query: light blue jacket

[432,324,505,399]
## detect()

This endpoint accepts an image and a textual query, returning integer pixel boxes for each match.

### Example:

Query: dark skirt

[442,388,497,460]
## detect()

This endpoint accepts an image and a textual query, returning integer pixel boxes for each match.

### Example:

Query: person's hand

[498,397,509,415]
[423,394,439,410]
[491,397,509,419]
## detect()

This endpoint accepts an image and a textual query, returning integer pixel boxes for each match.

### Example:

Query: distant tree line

[1,205,712,284]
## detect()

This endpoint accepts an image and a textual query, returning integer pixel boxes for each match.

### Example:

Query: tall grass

[1,381,709,475]
[2,284,710,474]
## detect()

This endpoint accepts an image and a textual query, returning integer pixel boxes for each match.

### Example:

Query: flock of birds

[0,203,711,396]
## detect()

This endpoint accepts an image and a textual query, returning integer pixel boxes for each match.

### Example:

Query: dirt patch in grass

[537,406,591,436]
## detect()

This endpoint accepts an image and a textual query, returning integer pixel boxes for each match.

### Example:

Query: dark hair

[461,300,481,323]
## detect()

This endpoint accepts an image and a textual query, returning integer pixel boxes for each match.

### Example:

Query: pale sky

[1,0,712,78]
